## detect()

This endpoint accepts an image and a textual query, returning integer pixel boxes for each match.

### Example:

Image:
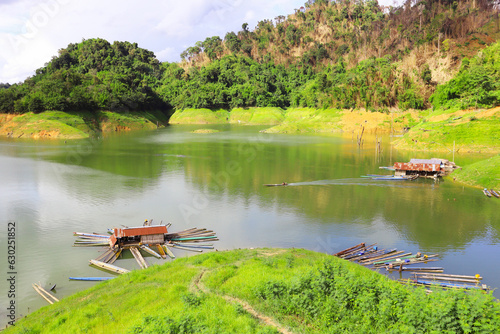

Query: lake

[1,124,499,327]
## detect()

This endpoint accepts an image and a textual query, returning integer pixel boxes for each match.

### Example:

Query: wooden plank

[362,252,412,265]
[333,242,366,257]
[412,275,481,284]
[412,273,482,280]
[339,243,377,259]
[170,244,203,252]
[163,245,176,259]
[95,248,114,262]
[89,259,130,274]
[156,245,167,259]
[358,250,405,263]
[73,232,109,239]
[141,245,162,259]
[107,248,122,264]
[32,284,54,304]
[171,243,213,249]
[32,283,59,303]
[130,247,149,269]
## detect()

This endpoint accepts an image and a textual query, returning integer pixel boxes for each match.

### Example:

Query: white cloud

[0,0,403,83]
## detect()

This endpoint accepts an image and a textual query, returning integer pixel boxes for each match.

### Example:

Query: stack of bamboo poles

[334,243,441,272]
[164,227,218,253]
[405,272,488,290]
[72,225,218,275]
[334,242,489,291]
[73,232,110,247]
[32,283,59,305]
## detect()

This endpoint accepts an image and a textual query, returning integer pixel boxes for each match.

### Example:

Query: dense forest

[0,0,499,114]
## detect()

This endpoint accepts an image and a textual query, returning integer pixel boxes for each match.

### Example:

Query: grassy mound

[0,110,169,139]
[6,249,500,334]
[169,108,229,124]
[229,107,284,125]
[450,154,500,189]
[0,111,91,139]
[99,110,165,132]
[393,107,500,153]
[191,128,220,134]
[263,108,343,134]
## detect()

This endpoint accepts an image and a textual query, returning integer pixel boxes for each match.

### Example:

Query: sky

[0,0,400,84]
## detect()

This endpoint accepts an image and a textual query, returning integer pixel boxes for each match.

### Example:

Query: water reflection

[0,126,499,327]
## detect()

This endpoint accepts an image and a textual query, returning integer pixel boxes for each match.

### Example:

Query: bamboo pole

[32,283,59,304]
[163,245,176,259]
[157,245,167,259]
[169,244,203,252]
[333,242,366,257]
[130,247,148,269]
[141,245,162,259]
[32,284,54,304]
[89,259,129,274]
[107,248,122,264]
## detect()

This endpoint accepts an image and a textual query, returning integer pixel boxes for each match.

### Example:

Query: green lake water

[1,124,499,327]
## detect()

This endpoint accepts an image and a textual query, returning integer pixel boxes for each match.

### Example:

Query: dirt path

[193,270,294,334]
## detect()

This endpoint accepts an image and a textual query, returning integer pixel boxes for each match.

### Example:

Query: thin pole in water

[453,141,455,162]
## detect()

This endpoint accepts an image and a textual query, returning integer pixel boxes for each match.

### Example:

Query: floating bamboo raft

[73,221,218,274]
[333,242,489,291]
[32,283,59,304]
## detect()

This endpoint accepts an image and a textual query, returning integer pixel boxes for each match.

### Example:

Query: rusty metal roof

[394,162,441,172]
[114,226,168,238]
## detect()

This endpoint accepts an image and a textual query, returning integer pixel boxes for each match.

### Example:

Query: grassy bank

[168,108,229,124]
[450,154,500,189]
[0,110,169,139]
[6,248,500,333]
[393,107,500,153]
[169,107,416,134]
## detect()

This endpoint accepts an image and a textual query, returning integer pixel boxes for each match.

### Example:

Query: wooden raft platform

[72,220,218,276]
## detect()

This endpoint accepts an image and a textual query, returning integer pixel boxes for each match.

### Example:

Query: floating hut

[109,225,168,248]
[381,158,459,179]
[73,220,218,274]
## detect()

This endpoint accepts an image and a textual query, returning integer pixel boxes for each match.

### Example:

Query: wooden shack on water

[393,158,459,179]
[109,225,168,248]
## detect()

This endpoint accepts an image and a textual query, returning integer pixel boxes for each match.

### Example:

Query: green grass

[263,108,343,134]
[394,110,500,153]
[229,107,284,124]
[169,108,229,124]
[2,111,90,139]
[0,110,170,139]
[6,248,500,334]
[450,154,500,189]
[98,111,163,131]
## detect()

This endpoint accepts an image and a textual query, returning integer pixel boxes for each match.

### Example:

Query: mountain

[0,0,499,114]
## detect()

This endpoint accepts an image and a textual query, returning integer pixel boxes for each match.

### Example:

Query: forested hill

[0,39,167,113]
[167,0,500,111]
[0,0,499,114]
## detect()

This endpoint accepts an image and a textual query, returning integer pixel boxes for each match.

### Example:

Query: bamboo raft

[334,242,489,291]
[73,220,218,273]
[32,283,59,304]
